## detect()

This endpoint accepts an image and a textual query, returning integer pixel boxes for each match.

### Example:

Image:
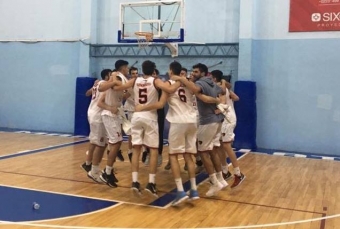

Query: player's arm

[85,80,99,96]
[155,78,181,94]
[171,75,201,94]
[135,91,168,112]
[97,93,118,114]
[98,73,120,92]
[123,91,131,100]
[230,90,239,101]
[113,78,136,91]
[195,93,220,104]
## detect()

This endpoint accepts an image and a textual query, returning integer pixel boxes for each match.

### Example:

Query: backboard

[118,0,185,43]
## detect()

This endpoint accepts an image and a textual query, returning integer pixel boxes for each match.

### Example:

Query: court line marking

[0,212,338,228]
[0,139,89,160]
[0,183,166,210]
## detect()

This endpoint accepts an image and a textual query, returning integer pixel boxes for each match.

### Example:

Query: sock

[105,166,112,174]
[149,174,156,184]
[175,178,184,192]
[222,165,229,174]
[91,165,100,174]
[85,161,91,166]
[216,171,224,182]
[190,178,197,190]
[234,167,241,176]
[132,172,138,182]
[209,173,218,185]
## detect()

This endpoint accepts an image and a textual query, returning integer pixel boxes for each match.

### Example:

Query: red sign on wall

[289,0,340,32]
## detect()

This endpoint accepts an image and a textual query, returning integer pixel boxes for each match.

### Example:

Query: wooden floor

[0,131,340,229]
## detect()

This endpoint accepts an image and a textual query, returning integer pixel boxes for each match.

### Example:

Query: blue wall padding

[74,77,96,136]
[233,81,257,150]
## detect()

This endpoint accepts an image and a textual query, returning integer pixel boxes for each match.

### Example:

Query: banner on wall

[289,0,340,32]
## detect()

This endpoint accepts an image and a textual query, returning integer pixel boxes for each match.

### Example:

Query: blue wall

[251,38,340,154]
[0,42,81,133]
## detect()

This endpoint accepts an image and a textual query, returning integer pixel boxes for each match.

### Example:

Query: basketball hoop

[135,32,153,49]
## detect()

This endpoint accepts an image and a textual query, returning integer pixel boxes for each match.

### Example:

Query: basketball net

[135,32,153,49]
[165,42,179,57]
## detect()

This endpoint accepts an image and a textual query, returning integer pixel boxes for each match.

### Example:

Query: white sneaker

[206,181,223,197]
[218,179,229,189]
[87,171,102,183]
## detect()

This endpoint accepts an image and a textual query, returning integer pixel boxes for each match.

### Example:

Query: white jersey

[225,89,237,123]
[166,80,197,123]
[123,87,135,112]
[133,76,158,120]
[101,72,128,117]
[88,80,105,123]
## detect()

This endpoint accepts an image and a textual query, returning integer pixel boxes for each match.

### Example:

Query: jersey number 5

[139,88,147,104]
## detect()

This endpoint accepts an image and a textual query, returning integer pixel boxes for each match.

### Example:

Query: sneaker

[206,181,223,197]
[145,183,158,197]
[184,163,188,171]
[81,162,91,173]
[231,173,246,188]
[87,171,102,183]
[117,150,124,162]
[195,166,204,174]
[128,152,132,162]
[164,161,171,170]
[171,191,188,206]
[189,189,200,201]
[144,154,150,166]
[223,171,233,181]
[157,155,163,167]
[100,171,118,188]
[101,169,118,182]
[131,182,142,194]
[142,151,148,163]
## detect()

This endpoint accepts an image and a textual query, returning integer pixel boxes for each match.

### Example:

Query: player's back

[166,80,196,123]
[133,76,158,120]
[88,80,105,122]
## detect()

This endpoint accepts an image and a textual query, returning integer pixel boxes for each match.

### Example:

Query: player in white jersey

[123,67,138,162]
[211,70,246,188]
[88,60,129,187]
[111,60,177,196]
[81,69,111,174]
[136,61,201,206]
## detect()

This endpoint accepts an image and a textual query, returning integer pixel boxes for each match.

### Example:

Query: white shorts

[102,115,123,145]
[221,120,236,143]
[89,121,106,147]
[169,123,197,155]
[197,122,222,152]
[131,116,158,148]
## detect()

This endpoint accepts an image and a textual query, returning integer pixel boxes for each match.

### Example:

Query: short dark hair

[100,69,111,80]
[211,70,223,82]
[170,62,182,75]
[129,67,138,75]
[154,68,160,75]
[142,60,156,75]
[115,60,129,71]
[192,63,208,76]
[181,67,187,73]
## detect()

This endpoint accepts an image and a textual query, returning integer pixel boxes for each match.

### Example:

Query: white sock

[190,178,197,190]
[132,172,138,182]
[86,161,91,166]
[105,166,112,174]
[234,167,241,176]
[149,174,156,184]
[221,165,229,174]
[216,171,224,182]
[91,165,100,174]
[175,178,184,192]
[209,173,218,185]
